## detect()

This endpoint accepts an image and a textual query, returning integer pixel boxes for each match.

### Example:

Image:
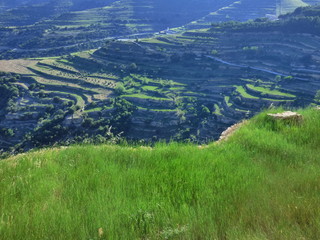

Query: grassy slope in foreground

[1,108,320,239]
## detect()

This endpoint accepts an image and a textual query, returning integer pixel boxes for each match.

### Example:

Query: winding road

[3,32,156,53]
[206,55,308,80]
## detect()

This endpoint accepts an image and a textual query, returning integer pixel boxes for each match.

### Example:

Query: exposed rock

[267,111,303,122]
[218,121,247,143]
[63,114,84,127]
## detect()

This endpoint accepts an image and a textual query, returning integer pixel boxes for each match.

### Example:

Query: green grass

[141,86,159,91]
[0,108,320,239]
[29,56,60,60]
[225,96,232,107]
[236,86,259,99]
[214,103,222,115]
[137,107,176,112]
[43,91,86,107]
[84,107,103,113]
[123,93,170,101]
[246,84,295,98]
[141,38,174,45]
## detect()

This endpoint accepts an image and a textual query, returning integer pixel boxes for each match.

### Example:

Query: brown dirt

[0,59,39,74]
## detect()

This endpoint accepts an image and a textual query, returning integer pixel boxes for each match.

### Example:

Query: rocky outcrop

[63,114,84,127]
[267,111,303,122]
[218,121,247,142]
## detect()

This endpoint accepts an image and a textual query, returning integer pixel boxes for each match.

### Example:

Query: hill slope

[1,0,320,58]
[187,0,312,29]
[1,6,320,150]
[1,108,320,239]
[0,0,118,25]
[0,0,234,58]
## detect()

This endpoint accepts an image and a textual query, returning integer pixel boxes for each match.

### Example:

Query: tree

[200,105,211,117]
[45,104,55,113]
[211,50,218,55]
[82,118,95,128]
[1,128,14,137]
[109,98,137,133]
[115,83,126,95]
[129,63,138,71]
[274,75,282,83]
[53,96,61,103]
[315,90,320,103]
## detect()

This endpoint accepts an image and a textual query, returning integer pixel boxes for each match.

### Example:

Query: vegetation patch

[246,84,296,98]
[1,108,319,239]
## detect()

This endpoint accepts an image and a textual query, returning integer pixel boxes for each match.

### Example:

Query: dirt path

[206,55,308,80]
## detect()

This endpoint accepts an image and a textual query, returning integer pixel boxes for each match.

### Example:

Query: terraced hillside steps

[91,27,320,140]
[187,0,314,28]
[2,0,319,59]
[1,5,320,149]
[0,0,237,58]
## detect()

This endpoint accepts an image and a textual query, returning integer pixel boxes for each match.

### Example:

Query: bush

[115,83,126,95]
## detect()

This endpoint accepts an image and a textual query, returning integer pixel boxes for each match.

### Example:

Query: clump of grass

[0,108,319,239]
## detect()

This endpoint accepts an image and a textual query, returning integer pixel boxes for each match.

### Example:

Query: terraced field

[3,0,318,59]
[1,23,319,149]
[0,0,235,59]
[90,26,320,140]
[0,0,119,26]
[0,0,319,59]
[0,56,117,106]
[187,0,313,29]
[1,4,320,149]
[0,54,121,149]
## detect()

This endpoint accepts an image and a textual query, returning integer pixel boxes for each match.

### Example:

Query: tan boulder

[267,111,303,122]
[218,121,247,142]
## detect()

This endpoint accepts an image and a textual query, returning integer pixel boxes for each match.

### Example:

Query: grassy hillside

[1,108,320,239]
[0,0,118,26]
[187,0,313,29]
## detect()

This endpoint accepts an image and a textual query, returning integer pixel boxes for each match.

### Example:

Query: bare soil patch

[0,59,39,74]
